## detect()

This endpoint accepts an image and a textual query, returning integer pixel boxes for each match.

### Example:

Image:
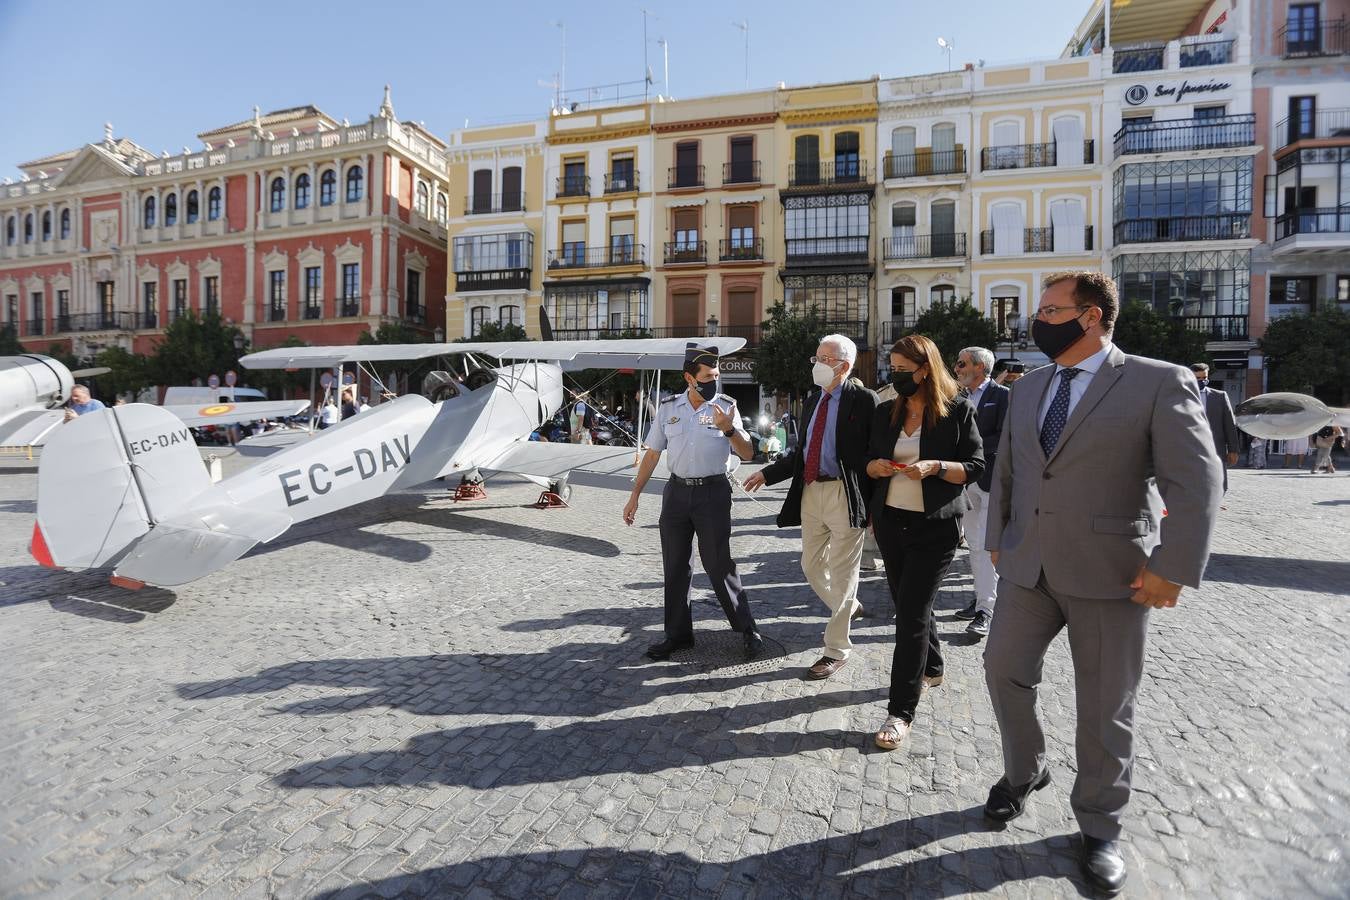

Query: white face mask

[812,361,840,389]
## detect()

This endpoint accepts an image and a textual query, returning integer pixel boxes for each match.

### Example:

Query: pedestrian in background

[1190,363,1239,491]
[1247,435,1267,469]
[952,345,1008,639]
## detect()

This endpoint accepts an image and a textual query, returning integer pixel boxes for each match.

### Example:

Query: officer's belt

[670,474,728,487]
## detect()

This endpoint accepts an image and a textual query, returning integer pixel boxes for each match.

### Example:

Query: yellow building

[444,120,546,338]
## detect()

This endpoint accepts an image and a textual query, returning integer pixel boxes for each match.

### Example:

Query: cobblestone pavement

[1,458,1347,899]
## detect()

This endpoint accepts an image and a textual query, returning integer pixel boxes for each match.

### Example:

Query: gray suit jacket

[986,345,1223,598]
[1201,387,1240,458]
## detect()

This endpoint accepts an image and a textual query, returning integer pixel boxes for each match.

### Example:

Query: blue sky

[0,0,1091,176]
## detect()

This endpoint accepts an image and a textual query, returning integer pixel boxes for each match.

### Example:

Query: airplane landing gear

[535,476,571,509]
[452,471,488,502]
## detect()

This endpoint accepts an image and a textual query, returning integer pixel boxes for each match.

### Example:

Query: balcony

[456,268,532,291]
[783,236,870,266]
[646,324,763,347]
[785,159,873,189]
[405,305,426,325]
[722,161,761,185]
[604,171,639,194]
[546,244,647,271]
[49,311,159,333]
[719,238,765,262]
[340,298,361,317]
[663,240,706,264]
[979,227,1094,255]
[1113,215,1250,244]
[555,175,590,198]
[303,305,322,320]
[1276,109,1350,152]
[982,141,1095,171]
[878,317,920,348]
[1177,314,1249,341]
[1180,39,1233,68]
[883,149,966,180]
[668,165,704,189]
[1277,18,1347,58]
[269,306,287,322]
[1274,207,1350,252]
[883,232,968,261]
[1114,115,1255,157]
[465,192,525,215]
[1112,44,1165,73]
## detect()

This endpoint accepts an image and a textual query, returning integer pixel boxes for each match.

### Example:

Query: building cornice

[780,103,878,128]
[548,124,653,145]
[652,112,777,134]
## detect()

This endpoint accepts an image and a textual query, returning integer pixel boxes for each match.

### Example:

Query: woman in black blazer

[866,334,984,750]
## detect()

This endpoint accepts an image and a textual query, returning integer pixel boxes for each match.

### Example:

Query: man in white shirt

[952,346,1009,638]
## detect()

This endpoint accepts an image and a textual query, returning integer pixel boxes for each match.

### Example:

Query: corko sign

[1124,79,1232,106]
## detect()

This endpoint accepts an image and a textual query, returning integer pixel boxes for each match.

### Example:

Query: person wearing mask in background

[1190,363,1239,491]
[865,334,983,752]
[744,335,878,680]
[570,397,594,445]
[62,385,105,422]
[951,346,1009,638]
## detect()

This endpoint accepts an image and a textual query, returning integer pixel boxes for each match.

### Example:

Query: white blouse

[885,426,924,512]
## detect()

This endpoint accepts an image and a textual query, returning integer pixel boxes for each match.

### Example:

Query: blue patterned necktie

[1039,367,1082,457]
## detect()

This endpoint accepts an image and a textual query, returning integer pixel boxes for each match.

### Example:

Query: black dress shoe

[983,767,1051,823]
[953,601,979,620]
[646,637,694,661]
[1080,834,1126,896]
[743,631,765,660]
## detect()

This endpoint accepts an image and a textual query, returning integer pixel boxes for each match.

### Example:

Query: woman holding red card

[865,334,985,751]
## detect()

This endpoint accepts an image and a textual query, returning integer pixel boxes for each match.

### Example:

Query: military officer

[623,344,765,661]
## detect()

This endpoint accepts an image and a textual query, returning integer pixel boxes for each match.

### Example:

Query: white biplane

[30,337,741,589]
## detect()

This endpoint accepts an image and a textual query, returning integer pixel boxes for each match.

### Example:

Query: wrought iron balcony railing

[718,238,765,261]
[546,244,647,270]
[456,269,532,291]
[1275,207,1350,240]
[783,236,870,264]
[303,305,322,320]
[883,232,967,260]
[465,192,525,215]
[668,165,704,189]
[785,159,872,188]
[722,160,761,185]
[663,241,706,264]
[604,172,639,194]
[340,298,361,317]
[883,148,966,179]
[1180,39,1234,67]
[555,175,590,198]
[1114,114,1255,156]
[981,141,1095,170]
[1275,108,1350,150]
[1177,314,1248,341]
[1113,44,1165,73]
[1278,18,1347,58]
[1113,214,1251,243]
[979,227,1095,254]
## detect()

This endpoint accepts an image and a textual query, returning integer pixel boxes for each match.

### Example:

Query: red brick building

[0,88,448,366]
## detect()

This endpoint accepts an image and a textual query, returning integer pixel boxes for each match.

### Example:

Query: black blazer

[760,381,879,529]
[867,397,985,521]
[971,380,1010,492]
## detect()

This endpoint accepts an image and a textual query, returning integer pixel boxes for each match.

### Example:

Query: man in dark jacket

[744,334,879,679]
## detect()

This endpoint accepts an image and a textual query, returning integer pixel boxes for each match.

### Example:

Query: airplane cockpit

[422,366,497,404]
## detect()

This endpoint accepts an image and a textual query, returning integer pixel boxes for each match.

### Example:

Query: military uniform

[644,371,759,647]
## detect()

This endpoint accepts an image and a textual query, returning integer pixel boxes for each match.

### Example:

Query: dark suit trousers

[874,507,960,721]
[658,478,757,641]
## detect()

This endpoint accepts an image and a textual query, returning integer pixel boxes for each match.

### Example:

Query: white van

[162,386,268,405]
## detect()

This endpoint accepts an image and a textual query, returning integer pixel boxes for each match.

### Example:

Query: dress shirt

[1037,343,1114,429]
[804,382,844,478]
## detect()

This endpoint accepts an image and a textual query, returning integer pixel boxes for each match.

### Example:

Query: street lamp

[434,326,445,343]
[232,333,245,351]
[706,315,719,336]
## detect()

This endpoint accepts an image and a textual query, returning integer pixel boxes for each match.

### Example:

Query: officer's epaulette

[715,393,735,402]
[660,394,678,404]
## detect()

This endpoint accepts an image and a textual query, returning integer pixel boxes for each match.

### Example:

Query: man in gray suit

[983,271,1222,896]
[1190,363,1240,490]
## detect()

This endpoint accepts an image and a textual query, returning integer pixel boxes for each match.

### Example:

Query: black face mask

[890,370,921,398]
[1196,378,1209,391]
[1031,310,1091,360]
[691,379,718,402]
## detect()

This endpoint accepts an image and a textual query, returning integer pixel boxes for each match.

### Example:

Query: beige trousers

[800,480,866,659]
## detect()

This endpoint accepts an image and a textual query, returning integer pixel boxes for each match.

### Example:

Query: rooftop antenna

[937,36,955,72]
[733,20,750,90]
[554,21,567,108]
[657,37,670,98]
[642,9,657,101]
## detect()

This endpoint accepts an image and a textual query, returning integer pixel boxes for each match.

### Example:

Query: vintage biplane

[29,337,741,589]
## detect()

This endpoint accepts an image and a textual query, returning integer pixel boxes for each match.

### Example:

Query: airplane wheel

[548,479,572,504]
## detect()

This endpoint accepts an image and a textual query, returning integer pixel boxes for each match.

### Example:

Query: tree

[248,335,311,399]
[454,321,527,342]
[92,346,152,400]
[147,311,246,387]
[358,321,429,345]
[0,325,20,356]
[1112,301,1211,367]
[754,302,827,401]
[1260,305,1350,404]
[902,298,1000,368]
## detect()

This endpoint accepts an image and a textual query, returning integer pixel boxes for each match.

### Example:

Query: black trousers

[658,477,757,641]
[873,507,961,721]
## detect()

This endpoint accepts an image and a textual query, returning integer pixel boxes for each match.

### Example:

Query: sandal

[874,715,910,751]
[922,673,944,689]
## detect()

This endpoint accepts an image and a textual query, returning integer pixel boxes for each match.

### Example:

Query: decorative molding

[196,254,222,277]
[404,247,428,271]
[0,276,18,295]
[137,262,159,282]
[24,273,44,292]
[652,112,776,134]
[296,243,324,268]
[333,238,363,265]
[165,257,189,280]
[548,124,651,145]
[262,248,289,270]
[780,103,878,128]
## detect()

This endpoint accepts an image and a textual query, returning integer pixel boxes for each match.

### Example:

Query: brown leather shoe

[807,656,847,680]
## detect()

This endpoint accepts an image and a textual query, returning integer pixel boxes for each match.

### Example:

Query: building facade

[0,89,447,363]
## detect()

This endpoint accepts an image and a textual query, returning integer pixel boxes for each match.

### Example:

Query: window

[435,191,447,224]
[784,193,871,258]
[1193,105,1226,120]
[794,134,820,184]
[930,284,956,305]
[173,279,187,319]
[609,217,635,263]
[728,205,756,256]
[469,305,489,336]
[502,167,523,210]
[1113,249,1251,335]
[562,159,586,195]
[5,217,13,245]
[207,186,222,220]
[499,305,521,327]
[544,282,650,335]
[320,169,336,206]
[56,289,68,329]
[270,177,286,212]
[143,197,155,228]
[304,267,321,318]
[725,288,756,329]
[673,209,699,252]
[295,173,311,209]
[204,275,219,316]
[1338,275,1350,302]
[1114,157,1254,241]
[98,282,115,325]
[890,202,916,240]
[30,292,43,334]
[1049,197,1087,252]
[185,190,199,223]
[406,269,422,320]
[1287,4,1322,54]
[142,282,157,326]
[1051,116,1085,167]
[674,141,700,187]
[931,200,957,255]
[833,131,861,180]
[728,136,755,183]
[471,169,493,213]
[1287,96,1316,144]
[891,286,917,327]
[346,166,364,202]
[561,220,585,266]
[453,231,534,274]
[990,201,1025,255]
[5,295,16,327]
[1270,275,1317,305]
[609,154,635,192]
[41,211,51,241]
[342,263,360,299]
[991,294,1020,337]
[164,193,178,226]
[269,270,286,320]
[415,181,429,216]
[783,273,869,327]
[23,213,32,243]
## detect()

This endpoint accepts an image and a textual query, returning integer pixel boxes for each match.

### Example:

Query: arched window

[164,193,178,226]
[59,208,70,239]
[345,166,364,202]
[207,186,222,220]
[294,173,311,209]
[889,126,916,177]
[186,190,199,223]
[24,213,34,242]
[41,211,51,241]
[889,201,916,257]
[5,216,14,245]
[415,182,429,216]
[270,177,286,212]
[143,196,156,228]
[435,191,447,224]
[319,169,336,206]
[930,284,956,305]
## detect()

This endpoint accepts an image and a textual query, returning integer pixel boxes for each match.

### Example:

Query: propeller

[1234,392,1349,439]
[71,366,111,378]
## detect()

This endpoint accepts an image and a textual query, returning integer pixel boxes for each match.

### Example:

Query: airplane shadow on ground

[0,563,178,620]
[313,814,1095,900]
[0,498,36,514]
[1204,553,1350,596]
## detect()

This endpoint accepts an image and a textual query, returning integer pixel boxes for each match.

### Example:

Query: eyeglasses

[954,360,968,369]
[809,355,841,365]
[1035,304,1092,321]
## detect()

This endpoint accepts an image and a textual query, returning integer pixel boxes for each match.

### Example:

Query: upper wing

[238,337,746,372]
[0,409,65,448]
[161,400,311,427]
[481,441,669,480]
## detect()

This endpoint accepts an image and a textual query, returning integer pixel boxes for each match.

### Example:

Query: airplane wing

[162,400,310,427]
[481,441,667,480]
[238,337,747,373]
[0,409,65,448]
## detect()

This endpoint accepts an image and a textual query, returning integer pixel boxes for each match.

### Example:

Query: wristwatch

[936,461,948,478]
[722,429,735,437]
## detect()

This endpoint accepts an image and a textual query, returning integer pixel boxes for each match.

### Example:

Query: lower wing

[0,409,65,448]
[481,441,667,480]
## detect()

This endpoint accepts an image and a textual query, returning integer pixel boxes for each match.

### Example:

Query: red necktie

[804,393,830,484]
